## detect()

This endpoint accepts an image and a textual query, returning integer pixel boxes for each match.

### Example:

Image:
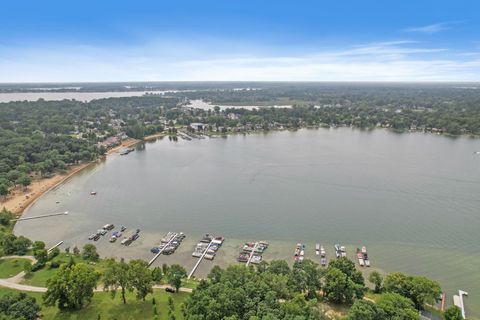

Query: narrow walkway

[188,240,213,279]
[148,233,178,267]
[245,242,259,267]
[12,211,68,222]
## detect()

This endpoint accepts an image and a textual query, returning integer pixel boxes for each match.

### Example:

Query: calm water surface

[14,128,480,317]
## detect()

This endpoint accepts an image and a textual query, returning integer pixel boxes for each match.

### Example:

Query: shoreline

[0,138,141,217]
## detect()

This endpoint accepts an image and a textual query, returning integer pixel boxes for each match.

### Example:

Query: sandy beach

[0,138,140,216]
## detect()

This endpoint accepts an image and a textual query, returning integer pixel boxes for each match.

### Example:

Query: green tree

[23,260,32,276]
[323,257,365,303]
[103,258,132,304]
[444,306,462,320]
[2,234,32,255]
[0,209,13,226]
[0,183,9,199]
[33,249,48,264]
[128,259,153,301]
[368,271,383,293]
[32,241,45,251]
[383,273,441,310]
[81,244,99,261]
[44,262,99,310]
[289,259,322,298]
[166,264,187,293]
[377,292,419,320]
[151,266,163,283]
[0,292,40,320]
[17,174,31,189]
[347,300,384,320]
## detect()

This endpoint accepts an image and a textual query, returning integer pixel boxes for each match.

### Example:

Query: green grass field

[0,287,189,320]
[0,258,31,278]
[22,253,110,287]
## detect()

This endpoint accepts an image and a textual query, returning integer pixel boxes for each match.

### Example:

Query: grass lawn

[23,253,110,287]
[0,287,189,320]
[0,258,31,278]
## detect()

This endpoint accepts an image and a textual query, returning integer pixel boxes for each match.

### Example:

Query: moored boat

[315,243,320,255]
[321,257,327,267]
[356,248,365,266]
[340,246,347,257]
[335,244,341,258]
[362,246,370,267]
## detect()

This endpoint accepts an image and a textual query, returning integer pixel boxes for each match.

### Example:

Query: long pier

[12,211,69,222]
[245,242,259,267]
[188,240,213,279]
[148,232,178,267]
[47,241,64,253]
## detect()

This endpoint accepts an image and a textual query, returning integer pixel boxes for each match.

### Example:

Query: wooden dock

[245,242,259,267]
[147,232,178,267]
[188,240,213,279]
[47,241,64,253]
[12,211,69,222]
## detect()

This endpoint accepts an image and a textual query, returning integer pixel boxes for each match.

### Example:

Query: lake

[0,91,150,103]
[14,128,480,317]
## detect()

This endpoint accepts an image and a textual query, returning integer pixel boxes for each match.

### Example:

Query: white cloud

[404,23,448,34]
[0,40,479,82]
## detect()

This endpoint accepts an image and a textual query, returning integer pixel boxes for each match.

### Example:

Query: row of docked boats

[192,234,224,260]
[150,232,185,255]
[315,244,328,266]
[334,244,347,258]
[237,241,269,264]
[294,243,306,262]
[120,229,141,246]
[356,246,370,267]
[88,224,119,241]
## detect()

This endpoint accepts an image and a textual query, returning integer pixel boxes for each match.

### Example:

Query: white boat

[335,244,341,258]
[340,246,347,257]
[315,244,320,255]
[320,246,326,257]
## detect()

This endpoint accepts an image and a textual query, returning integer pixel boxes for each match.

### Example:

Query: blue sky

[1,0,479,82]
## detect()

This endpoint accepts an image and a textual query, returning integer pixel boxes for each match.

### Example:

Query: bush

[48,247,60,260]
[31,261,46,272]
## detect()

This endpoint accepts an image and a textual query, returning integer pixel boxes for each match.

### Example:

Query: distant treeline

[0,96,178,196]
[2,84,480,196]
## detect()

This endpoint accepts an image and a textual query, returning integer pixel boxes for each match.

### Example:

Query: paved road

[0,255,193,293]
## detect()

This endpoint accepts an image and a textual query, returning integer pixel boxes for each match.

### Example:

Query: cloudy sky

[1,0,479,82]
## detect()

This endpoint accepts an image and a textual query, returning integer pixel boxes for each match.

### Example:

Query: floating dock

[148,232,178,267]
[453,290,468,319]
[188,240,214,279]
[245,242,259,267]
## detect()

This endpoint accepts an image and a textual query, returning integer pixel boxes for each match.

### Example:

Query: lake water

[0,91,151,103]
[14,128,480,318]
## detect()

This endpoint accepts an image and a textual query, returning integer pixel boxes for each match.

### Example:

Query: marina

[148,232,184,266]
[189,234,225,279]
[150,232,185,255]
[13,128,480,317]
[237,241,269,266]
